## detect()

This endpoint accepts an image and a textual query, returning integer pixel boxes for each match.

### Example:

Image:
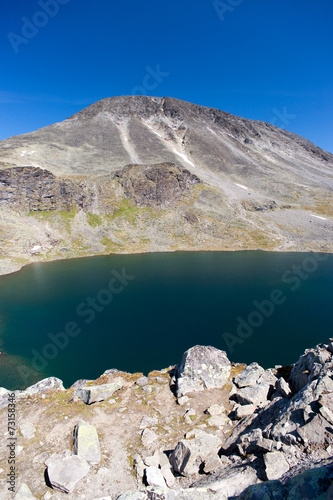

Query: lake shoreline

[1,245,333,279]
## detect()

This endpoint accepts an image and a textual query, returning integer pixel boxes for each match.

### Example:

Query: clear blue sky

[1,0,332,152]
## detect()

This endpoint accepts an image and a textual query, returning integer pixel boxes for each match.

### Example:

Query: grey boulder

[175,345,231,397]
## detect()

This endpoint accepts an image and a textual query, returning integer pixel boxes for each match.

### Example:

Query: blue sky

[1,0,332,152]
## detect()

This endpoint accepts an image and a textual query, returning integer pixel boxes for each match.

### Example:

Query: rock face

[175,345,231,397]
[0,166,76,212]
[115,163,201,207]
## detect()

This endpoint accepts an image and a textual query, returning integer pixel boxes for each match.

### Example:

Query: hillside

[0,96,332,275]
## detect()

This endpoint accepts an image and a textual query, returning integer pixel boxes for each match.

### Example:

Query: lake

[0,251,332,390]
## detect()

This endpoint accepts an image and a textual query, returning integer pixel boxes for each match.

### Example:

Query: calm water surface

[0,251,332,390]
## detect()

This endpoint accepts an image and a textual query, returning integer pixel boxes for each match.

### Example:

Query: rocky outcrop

[115,163,201,208]
[0,167,76,212]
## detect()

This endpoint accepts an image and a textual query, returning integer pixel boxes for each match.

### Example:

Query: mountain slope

[0,96,332,275]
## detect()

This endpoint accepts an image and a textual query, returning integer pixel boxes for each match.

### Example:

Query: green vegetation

[86,212,103,227]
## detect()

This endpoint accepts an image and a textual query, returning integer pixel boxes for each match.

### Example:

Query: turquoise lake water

[0,251,332,390]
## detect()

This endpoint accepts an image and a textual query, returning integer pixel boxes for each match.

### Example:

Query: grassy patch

[86,212,103,227]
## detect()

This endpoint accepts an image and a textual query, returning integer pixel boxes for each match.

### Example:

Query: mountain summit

[0,96,332,275]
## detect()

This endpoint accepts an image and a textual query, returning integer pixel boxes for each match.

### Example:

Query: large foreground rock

[47,455,90,493]
[175,345,231,397]
[73,420,101,464]
[78,382,122,404]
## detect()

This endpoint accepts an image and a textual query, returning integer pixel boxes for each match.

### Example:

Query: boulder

[235,404,256,420]
[236,382,269,406]
[47,455,90,493]
[23,377,65,396]
[276,377,292,398]
[234,363,264,388]
[175,345,231,397]
[170,430,222,476]
[205,404,224,416]
[264,451,289,480]
[78,382,122,404]
[14,483,36,499]
[297,414,330,445]
[290,345,331,392]
[73,420,101,464]
[144,466,167,488]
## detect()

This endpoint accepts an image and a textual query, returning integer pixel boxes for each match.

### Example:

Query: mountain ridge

[0,96,332,276]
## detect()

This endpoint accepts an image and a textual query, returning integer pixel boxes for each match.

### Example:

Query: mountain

[0,96,332,275]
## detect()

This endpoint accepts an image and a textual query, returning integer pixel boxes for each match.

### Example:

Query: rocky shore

[0,340,333,499]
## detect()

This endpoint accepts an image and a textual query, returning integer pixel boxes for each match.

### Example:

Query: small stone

[234,404,256,420]
[20,421,36,439]
[140,416,158,429]
[14,483,36,499]
[141,428,158,447]
[264,451,289,480]
[161,463,175,487]
[177,396,190,406]
[184,407,196,417]
[145,466,167,488]
[73,420,101,464]
[205,404,224,416]
[203,455,222,473]
[16,445,24,456]
[207,415,228,427]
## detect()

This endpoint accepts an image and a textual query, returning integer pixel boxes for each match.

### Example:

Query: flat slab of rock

[73,420,101,464]
[79,382,122,404]
[47,455,90,493]
[264,451,289,480]
[175,345,231,397]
